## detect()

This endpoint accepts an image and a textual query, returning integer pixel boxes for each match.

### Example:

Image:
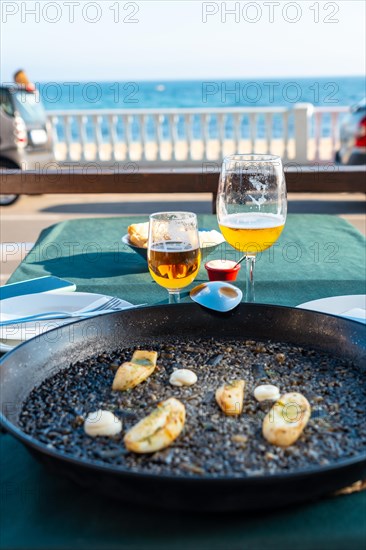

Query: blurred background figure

[13,69,35,92]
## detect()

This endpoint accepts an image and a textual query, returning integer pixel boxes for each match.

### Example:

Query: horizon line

[2,74,363,85]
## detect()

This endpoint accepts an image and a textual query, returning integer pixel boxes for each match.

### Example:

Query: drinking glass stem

[245,255,256,303]
[168,290,181,304]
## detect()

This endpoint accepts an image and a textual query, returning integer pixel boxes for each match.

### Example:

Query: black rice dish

[19,338,366,477]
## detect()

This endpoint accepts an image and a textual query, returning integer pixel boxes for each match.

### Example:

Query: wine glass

[148,211,201,304]
[217,154,287,302]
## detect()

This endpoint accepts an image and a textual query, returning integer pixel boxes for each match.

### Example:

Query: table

[1,214,366,550]
[6,214,366,304]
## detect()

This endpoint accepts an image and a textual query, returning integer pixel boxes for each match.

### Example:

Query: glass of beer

[217,154,287,302]
[148,212,201,304]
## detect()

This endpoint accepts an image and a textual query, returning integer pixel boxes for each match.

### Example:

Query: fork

[0,298,145,327]
[79,296,122,312]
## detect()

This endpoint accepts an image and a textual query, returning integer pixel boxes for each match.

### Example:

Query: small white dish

[297,295,366,324]
[190,281,242,312]
[0,292,132,350]
[0,341,17,353]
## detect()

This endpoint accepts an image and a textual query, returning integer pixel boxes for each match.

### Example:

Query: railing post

[77,115,88,162]
[49,115,59,159]
[314,111,322,161]
[331,112,339,159]
[141,114,147,161]
[155,114,164,161]
[108,114,118,161]
[233,113,241,154]
[282,111,289,160]
[293,103,313,163]
[93,115,103,162]
[265,113,272,154]
[123,115,132,161]
[217,113,225,160]
[249,113,257,153]
[185,114,193,161]
[202,114,209,161]
[64,115,74,162]
[167,114,173,161]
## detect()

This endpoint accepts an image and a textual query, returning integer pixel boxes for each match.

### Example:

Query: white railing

[311,106,349,162]
[47,104,349,166]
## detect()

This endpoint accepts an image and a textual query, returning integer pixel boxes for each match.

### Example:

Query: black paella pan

[0,303,365,512]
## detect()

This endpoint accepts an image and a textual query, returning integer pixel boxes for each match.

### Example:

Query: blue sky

[1,1,365,81]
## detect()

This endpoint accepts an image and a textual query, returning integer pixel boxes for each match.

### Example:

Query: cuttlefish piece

[262,392,311,447]
[112,350,158,391]
[215,380,245,416]
[124,397,186,453]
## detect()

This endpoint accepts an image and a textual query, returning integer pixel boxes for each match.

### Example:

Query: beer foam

[220,213,285,229]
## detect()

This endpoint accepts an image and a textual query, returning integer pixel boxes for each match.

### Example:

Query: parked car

[335,98,366,165]
[0,84,54,206]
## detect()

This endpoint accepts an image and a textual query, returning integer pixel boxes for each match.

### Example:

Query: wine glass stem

[168,290,181,304]
[245,255,256,303]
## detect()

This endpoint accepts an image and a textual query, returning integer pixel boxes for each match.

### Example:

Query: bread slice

[128,222,149,248]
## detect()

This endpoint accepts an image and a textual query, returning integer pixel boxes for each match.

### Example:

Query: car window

[0,89,15,116]
[12,90,47,125]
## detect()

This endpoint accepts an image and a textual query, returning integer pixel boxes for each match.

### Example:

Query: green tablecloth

[1,214,366,550]
[6,214,366,304]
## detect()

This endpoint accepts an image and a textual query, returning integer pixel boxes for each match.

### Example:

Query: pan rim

[1,301,365,355]
[1,302,365,484]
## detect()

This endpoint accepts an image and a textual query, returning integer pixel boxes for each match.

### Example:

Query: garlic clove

[84,410,122,437]
[169,369,197,387]
[254,384,280,402]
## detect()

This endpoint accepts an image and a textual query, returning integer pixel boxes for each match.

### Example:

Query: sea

[39,76,365,111]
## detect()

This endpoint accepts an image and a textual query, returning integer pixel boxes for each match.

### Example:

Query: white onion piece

[169,369,197,387]
[254,384,280,402]
[84,410,122,437]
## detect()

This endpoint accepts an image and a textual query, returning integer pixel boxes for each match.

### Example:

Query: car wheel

[0,161,20,206]
[0,194,19,206]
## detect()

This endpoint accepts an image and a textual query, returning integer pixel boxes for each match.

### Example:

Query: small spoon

[190,281,243,312]
[234,255,246,268]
